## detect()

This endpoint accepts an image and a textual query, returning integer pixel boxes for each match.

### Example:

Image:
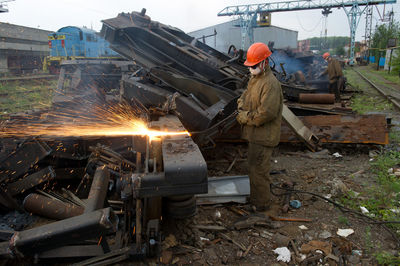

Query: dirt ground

[158,143,399,265]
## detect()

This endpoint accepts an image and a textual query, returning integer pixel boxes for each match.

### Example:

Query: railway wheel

[164,195,197,219]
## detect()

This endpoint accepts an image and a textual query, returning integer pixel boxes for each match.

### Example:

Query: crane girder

[218,0,396,16]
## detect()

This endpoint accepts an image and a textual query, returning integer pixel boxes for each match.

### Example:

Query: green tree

[335,46,345,56]
[307,36,350,52]
[371,23,400,61]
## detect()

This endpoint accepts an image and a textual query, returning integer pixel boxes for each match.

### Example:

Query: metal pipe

[85,166,110,213]
[23,193,84,220]
[299,93,335,104]
[9,207,117,256]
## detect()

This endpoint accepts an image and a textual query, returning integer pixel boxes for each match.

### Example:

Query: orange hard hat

[322,52,330,60]
[244,42,272,66]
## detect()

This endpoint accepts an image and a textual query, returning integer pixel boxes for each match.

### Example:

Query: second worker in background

[322,52,344,102]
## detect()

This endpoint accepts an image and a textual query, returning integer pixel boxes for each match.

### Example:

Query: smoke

[271,50,308,74]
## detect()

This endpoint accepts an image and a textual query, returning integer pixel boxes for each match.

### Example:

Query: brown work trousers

[248,143,273,209]
[329,77,344,102]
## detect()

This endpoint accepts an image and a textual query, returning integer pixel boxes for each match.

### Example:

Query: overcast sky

[1,0,399,41]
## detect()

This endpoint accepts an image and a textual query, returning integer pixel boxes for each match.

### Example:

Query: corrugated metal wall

[189,19,298,53]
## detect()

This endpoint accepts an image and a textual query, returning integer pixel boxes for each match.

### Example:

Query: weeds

[344,68,394,114]
[338,216,350,226]
[351,94,393,114]
[374,251,400,266]
[0,79,56,115]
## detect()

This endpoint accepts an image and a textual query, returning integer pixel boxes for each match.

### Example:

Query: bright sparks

[0,101,189,139]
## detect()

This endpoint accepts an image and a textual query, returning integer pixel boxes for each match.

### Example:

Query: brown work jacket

[323,58,343,84]
[237,66,283,147]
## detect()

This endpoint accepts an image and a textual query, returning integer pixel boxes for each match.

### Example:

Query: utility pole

[364,6,373,63]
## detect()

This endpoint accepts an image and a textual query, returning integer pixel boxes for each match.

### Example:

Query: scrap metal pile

[0,8,390,263]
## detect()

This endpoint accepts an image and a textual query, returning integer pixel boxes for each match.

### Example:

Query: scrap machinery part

[8,207,118,256]
[101,10,248,90]
[122,115,208,199]
[85,166,111,213]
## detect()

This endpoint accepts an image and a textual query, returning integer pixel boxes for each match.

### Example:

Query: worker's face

[249,60,266,75]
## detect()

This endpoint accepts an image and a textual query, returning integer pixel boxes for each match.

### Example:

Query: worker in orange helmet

[236,42,283,212]
[321,52,344,102]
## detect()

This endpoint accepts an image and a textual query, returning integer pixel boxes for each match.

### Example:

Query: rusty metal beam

[282,104,320,151]
[23,193,84,220]
[0,139,52,183]
[9,207,117,256]
[85,166,110,213]
[7,166,55,196]
[281,114,389,145]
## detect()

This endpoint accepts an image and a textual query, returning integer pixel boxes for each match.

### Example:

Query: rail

[0,75,57,82]
[353,68,400,111]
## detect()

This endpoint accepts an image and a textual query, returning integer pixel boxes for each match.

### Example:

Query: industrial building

[188,19,298,53]
[0,22,51,74]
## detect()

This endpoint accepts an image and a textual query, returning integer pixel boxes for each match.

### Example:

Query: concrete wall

[0,54,7,73]
[189,19,298,53]
[0,23,52,73]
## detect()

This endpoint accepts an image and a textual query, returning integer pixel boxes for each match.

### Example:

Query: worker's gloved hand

[236,111,249,125]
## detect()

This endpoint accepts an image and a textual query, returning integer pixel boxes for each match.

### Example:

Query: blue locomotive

[44,26,119,73]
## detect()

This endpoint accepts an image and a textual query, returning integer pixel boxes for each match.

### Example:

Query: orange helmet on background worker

[244,42,272,66]
[322,52,330,60]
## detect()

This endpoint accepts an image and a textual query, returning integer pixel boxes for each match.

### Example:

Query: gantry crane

[218,0,397,64]
[0,0,15,13]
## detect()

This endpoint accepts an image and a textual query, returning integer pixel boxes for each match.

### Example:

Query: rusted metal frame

[0,138,52,183]
[122,79,215,132]
[282,104,320,151]
[280,114,389,145]
[122,32,201,78]
[23,193,84,220]
[353,68,400,111]
[132,116,208,198]
[9,207,117,256]
[121,26,228,82]
[102,12,245,85]
[85,166,110,213]
[6,166,55,196]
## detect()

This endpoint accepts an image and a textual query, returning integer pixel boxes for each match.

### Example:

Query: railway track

[353,68,400,111]
[0,74,57,82]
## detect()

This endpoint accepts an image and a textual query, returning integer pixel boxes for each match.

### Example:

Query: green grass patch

[0,79,56,115]
[344,68,395,114]
[389,131,400,143]
[343,68,363,91]
[366,67,400,84]
[374,251,400,266]
[350,94,393,114]
[339,149,400,233]
[358,68,399,89]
